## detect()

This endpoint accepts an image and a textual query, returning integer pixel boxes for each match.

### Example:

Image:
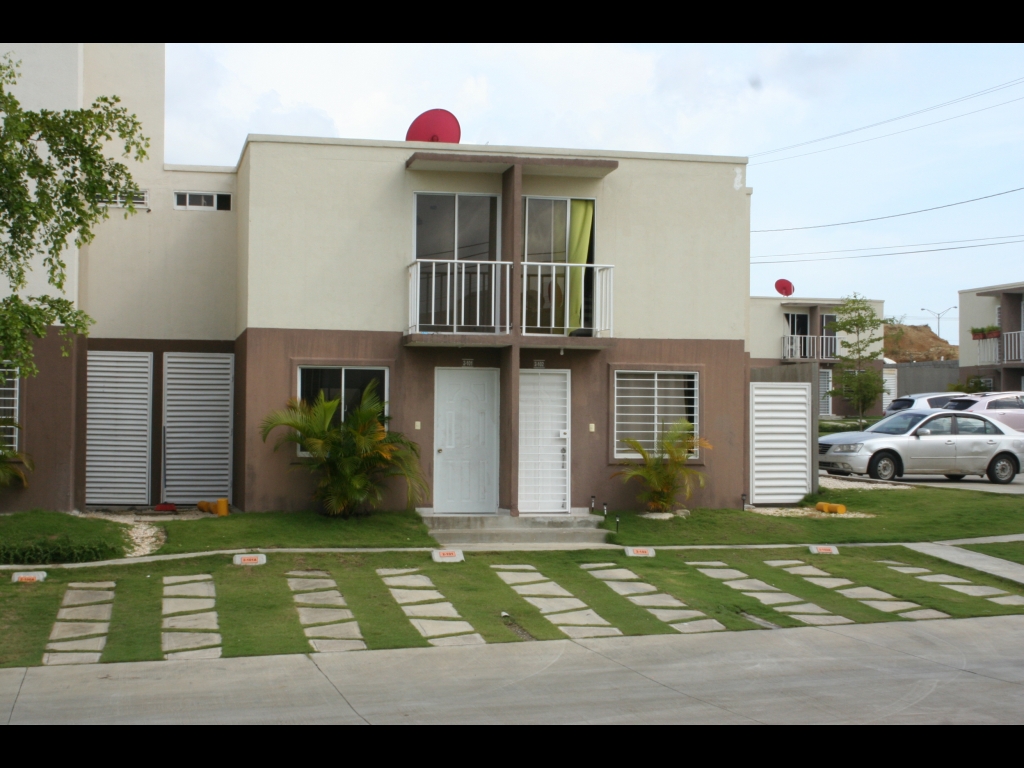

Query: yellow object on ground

[215,498,229,517]
[197,500,214,514]
[815,502,829,512]
[815,502,848,515]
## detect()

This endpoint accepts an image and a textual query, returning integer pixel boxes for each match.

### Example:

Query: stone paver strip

[876,560,906,565]
[723,579,778,592]
[804,577,854,588]
[496,565,623,638]
[62,590,114,606]
[990,595,1024,606]
[671,619,726,633]
[162,632,221,652]
[512,581,574,597]
[41,652,102,666]
[587,569,641,581]
[68,581,116,589]
[164,574,212,585]
[163,598,215,615]
[746,592,802,606]
[649,609,705,622]
[784,566,830,577]
[603,581,658,596]
[286,574,365,652]
[686,560,729,566]
[377,567,483,648]
[165,647,222,660]
[46,637,107,652]
[585,563,715,634]
[763,560,803,567]
[163,581,216,598]
[860,600,920,613]
[901,609,951,620]
[495,571,548,585]
[559,626,622,639]
[579,563,616,570]
[546,609,610,626]
[57,604,112,621]
[890,566,930,574]
[629,594,685,607]
[917,574,970,584]
[943,584,1007,597]
[525,597,589,614]
[775,603,830,614]
[792,614,854,626]
[697,568,747,580]
[45,581,117,666]
[163,612,219,630]
[837,586,896,600]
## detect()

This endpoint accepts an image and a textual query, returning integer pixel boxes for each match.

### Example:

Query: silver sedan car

[819,410,1024,484]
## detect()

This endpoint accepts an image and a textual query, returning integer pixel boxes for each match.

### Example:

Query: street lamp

[921,306,957,341]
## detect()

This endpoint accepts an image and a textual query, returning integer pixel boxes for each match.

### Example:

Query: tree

[827,293,886,428]
[0,54,149,380]
[260,382,428,517]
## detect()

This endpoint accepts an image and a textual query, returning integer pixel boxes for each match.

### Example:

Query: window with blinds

[0,367,18,450]
[614,371,698,459]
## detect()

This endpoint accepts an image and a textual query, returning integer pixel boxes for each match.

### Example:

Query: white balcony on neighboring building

[782,335,839,360]
[521,262,614,337]
[408,259,511,335]
[1003,331,1023,363]
[978,337,1001,365]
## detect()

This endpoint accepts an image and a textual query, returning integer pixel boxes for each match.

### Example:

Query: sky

[165,44,1024,345]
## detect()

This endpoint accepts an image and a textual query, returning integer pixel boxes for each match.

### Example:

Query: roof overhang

[406,152,618,178]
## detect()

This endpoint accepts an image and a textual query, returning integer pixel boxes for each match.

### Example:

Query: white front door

[433,368,499,513]
[519,370,570,513]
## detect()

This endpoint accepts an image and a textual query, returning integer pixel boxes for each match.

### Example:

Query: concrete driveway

[900,474,1024,495]
[4,615,1024,724]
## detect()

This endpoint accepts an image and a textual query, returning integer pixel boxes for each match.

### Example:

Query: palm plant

[613,419,712,512]
[0,419,33,489]
[260,381,427,517]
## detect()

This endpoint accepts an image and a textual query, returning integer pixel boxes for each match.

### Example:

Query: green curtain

[567,200,594,332]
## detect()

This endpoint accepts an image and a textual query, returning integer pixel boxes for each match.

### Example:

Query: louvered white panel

[750,382,812,505]
[86,351,153,505]
[819,369,833,416]
[163,353,234,504]
[519,370,570,513]
[882,369,898,410]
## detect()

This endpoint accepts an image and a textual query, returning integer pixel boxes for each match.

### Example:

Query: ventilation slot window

[175,192,231,211]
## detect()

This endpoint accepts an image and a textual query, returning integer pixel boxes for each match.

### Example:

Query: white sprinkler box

[12,571,46,583]
[233,553,266,566]
[432,549,465,563]
[809,545,839,555]
[625,546,656,558]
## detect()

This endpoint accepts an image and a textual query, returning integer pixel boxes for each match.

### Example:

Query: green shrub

[0,534,122,564]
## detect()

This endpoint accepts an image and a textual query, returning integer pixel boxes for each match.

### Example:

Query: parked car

[884,392,963,416]
[943,392,1024,431]
[819,409,1024,484]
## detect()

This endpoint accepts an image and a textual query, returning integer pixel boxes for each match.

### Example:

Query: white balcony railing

[783,335,817,359]
[521,262,613,337]
[1004,331,1023,363]
[978,337,1001,365]
[820,335,838,359]
[408,259,511,335]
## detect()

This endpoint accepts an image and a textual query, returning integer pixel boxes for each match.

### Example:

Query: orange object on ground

[215,498,229,517]
[830,504,847,515]
[197,500,214,514]
[815,502,829,512]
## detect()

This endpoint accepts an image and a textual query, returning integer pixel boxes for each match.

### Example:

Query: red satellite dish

[775,279,794,297]
[406,109,461,143]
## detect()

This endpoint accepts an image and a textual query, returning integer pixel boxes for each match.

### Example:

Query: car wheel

[944,474,966,481]
[827,470,851,476]
[987,454,1018,485]
[868,451,899,481]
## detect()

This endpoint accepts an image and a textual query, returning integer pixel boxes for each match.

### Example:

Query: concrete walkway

[3,614,1023,724]
[904,543,1024,587]
[899,474,1024,495]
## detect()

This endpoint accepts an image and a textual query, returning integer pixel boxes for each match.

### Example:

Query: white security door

[86,351,153,505]
[434,368,499,513]
[519,370,570,513]
[163,353,234,504]
[750,382,812,505]
[818,369,833,416]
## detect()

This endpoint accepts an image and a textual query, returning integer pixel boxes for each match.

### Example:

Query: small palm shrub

[260,382,427,517]
[0,419,33,489]
[613,419,712,512]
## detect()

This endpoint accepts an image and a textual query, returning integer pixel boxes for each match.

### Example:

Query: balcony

[522,262,614,337]
[408,259,511,335]
[782,335,838,361]
[978,337,1001,365]
[1004,331,1023,363]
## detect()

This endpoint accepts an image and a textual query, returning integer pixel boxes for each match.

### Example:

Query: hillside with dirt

[884,324,958,363]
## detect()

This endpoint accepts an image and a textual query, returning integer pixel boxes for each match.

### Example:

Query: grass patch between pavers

[156,509,436,554]
[603,486,1024,547]
[961,542,1024,567]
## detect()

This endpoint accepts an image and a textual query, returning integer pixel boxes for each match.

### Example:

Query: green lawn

[0,511,128,563]
[156,509,437,553]
[3,546,1022,668]
[961,541,1024,566]
[604,486,1024,547]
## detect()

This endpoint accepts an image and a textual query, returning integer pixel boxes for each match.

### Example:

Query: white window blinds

[0,367,18,450]
[614,371,698,458]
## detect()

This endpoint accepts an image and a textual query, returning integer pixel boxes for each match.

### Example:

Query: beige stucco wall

[748,296,885,360]
[958,288,1000,368]
[238,137,751,340]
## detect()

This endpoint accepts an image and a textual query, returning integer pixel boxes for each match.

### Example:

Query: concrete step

[423,514,603,531]
[430,527,609,545]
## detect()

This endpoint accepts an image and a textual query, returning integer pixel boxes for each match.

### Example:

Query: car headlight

[832,443,863,453]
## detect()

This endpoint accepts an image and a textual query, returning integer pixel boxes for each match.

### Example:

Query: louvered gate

[519,370,570,513]
[750,382,812,505]
[86,351,153,505]
[162,353,234,504]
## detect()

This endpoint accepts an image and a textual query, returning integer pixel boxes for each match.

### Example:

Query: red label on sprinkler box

[12,572,46,583]
[809,545,839,555]
[431,549,465,563]
[625,547,655,558]
[232,553,266,566]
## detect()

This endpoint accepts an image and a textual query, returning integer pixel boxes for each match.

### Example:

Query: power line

[749,75,1024,158]
[749,94,1024,167]
[752,186,1024,233]
[750,237,1024,265]
[750,233,1024,259]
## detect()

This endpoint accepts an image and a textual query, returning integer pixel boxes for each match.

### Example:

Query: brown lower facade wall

[960,365,1023,391]
[238,328,748,512]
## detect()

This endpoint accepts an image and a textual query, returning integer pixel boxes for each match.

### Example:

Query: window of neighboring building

[0,368,19,451]
[614,371,699,459]
[99,191,149,209]
[297,367,389,428]
[175,192,231,211]
[415,193,498,261]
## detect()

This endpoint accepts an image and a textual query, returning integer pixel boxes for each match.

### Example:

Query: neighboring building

[748,296,887,417]
[958,280,1024,391]
[1,43,757,514]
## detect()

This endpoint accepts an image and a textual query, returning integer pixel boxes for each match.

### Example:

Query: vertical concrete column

[501,165,523,516]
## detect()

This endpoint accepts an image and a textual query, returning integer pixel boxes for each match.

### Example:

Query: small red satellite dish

[775,279,794,297]
[406,109,461,143]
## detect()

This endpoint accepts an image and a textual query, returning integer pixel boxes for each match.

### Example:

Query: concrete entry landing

[422,513,606,546]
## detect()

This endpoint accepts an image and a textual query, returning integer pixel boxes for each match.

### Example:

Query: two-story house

[1,43,754,516]
[958,280,1024,391]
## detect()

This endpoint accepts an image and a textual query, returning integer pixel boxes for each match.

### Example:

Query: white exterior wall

[748,296,885,361]
[958,288,1001,368]
[238,137,751,340]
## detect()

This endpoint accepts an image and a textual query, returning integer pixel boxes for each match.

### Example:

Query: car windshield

[943,399,975,411]
[888,398,914,411]
[866,412,928,435]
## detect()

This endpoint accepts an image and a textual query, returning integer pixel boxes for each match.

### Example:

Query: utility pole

[921,306,957,341]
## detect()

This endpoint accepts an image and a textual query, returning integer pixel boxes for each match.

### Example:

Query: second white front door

[433,368,499,513]
[519,370,570,513]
